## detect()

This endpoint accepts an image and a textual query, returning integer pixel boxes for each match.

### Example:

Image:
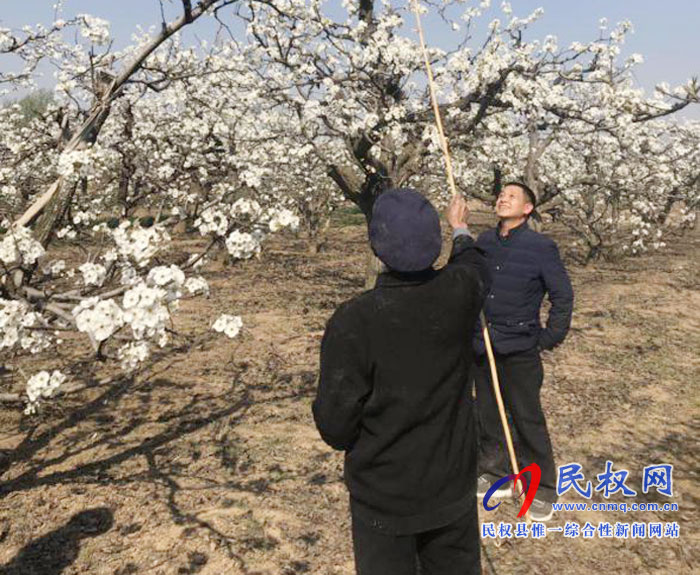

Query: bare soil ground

[0,207,698,575]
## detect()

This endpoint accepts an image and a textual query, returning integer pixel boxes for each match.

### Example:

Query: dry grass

[0,208,697,574]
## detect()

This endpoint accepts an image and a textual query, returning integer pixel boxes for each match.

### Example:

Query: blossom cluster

[0,226,45,266]
[79,262,107,286]
[195,199,299,259]
[24,370,67,414]
[1,0,697,415]
[212,314,243,339]
[72,297,124,343]
[110,222,170,268]
[0,299,52,354]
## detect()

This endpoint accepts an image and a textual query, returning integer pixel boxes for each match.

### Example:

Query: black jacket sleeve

[538,240,574,350]
[447,232,491,298]
[312,304,372,451]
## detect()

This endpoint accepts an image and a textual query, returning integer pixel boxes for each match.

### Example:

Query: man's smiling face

[495,184,534,220]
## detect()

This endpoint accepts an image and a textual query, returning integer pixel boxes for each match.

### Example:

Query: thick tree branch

[13,0,239,230]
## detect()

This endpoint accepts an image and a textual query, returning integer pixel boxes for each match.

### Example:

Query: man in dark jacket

[460,182,573,522]
[312,188,488,575]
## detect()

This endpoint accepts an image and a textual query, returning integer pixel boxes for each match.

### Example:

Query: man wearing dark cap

[458,182,573,522]
[312,189,488,575]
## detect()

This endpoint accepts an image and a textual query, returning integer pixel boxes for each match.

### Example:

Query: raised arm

[445,194,490,296]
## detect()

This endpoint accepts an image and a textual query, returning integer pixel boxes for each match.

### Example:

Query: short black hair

[501,181,537,209]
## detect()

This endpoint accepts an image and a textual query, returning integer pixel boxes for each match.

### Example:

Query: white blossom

[268,208,300,232]
[1,299,52,353]
[184,276,210,295]
[111,222,170,267]
[147,264,186,288]
[0,0,697,415]
[195,207,229,237]
[78,14,110,45]
[0,226,45,265]
[57,149,92,178]
[212,314,243,339]
[78,262,107,286]
[230,197,263,218]
[72,297,124,342]
[225,230,260,259]
[25,370,66,414]
[44,259,67,275]
[117,341,150,371]
[122,282,170,344]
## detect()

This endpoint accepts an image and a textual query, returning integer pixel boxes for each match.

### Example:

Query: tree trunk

[528,217,543,233]
[308,238,322,254]
[34,179,80,245]
[364,247,384,290]
[13,0,232,241]
[306,216,331,254]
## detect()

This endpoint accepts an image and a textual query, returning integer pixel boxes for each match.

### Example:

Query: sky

[1,0,698,119]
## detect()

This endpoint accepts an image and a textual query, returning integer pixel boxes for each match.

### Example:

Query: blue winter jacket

[469,220,574,355]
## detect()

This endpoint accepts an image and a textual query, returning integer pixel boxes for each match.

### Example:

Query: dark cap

[368,188,442,273]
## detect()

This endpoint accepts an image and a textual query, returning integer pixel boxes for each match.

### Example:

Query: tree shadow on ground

[0,378,252,497]
[0,375,135,479]
[584,416,698,501]
[0,507,113,575]
[0,332,230,482]
[0,349,318,573]
[0,365,318,498]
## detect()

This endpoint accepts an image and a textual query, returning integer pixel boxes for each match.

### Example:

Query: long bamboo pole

[410,0,529,519]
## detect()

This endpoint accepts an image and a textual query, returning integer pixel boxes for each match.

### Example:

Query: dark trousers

[473,346,557,502]
[351,498,481,575]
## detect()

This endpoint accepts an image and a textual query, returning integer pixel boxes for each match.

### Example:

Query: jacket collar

[375,267,439,288]
[496,218,529,241]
